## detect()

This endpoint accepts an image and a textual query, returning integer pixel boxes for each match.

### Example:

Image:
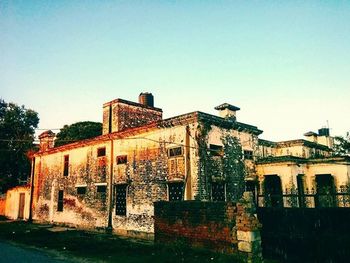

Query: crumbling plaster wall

[112,123,199,235]
[207,126,259,179]
[33,142,111,228]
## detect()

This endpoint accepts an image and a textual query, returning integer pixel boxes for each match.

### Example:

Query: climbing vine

[196,120,246,202]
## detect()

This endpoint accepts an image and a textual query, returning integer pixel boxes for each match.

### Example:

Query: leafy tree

[0,99,39,193]
[55,121,102,147]
[334,132,350,156]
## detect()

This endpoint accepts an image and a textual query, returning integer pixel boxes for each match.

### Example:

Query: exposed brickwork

[103,99,162,134]
[154,193,263,261]
[154,201,238,253]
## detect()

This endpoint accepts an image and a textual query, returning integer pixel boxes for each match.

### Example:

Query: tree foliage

[55,121,102,147]
[0,99,39,193]
[334,132,350,156]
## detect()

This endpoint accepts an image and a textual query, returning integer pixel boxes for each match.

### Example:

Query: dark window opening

[63,155,69,176]
[316,174,336,207]
[264,175,283,207]
[76,187,86,195]
[297,175,305,207]
[96,185,107,200]
[212,182,226,201]
[115,185,127,216]
[57,190,64,212]
[209,144,223,156]
[97,185,107,193]
[116,155,127,165]
[168,147,183,158]
[244,150,253,160]
[168,182,184,201]
[97,147,106,157]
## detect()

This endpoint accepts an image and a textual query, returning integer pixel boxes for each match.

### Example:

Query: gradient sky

[1,1,349,141]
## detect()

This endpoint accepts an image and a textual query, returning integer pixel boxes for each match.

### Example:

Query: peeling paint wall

[33,142,111,228]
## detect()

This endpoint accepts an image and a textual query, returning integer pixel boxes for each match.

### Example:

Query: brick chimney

[38,130,55,151]
[102,93,162,134]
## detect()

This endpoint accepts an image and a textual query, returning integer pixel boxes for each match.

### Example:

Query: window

[297,175,305,207]
[76,186,86,195]
[212,182,226,201]
[96,184,107,200]
[63,155,69,176]
[168,147,183,158]
[115,185,127,216]
[168,182,184,201]
[116,155,127,165]
[243,150,253,160]
[97,185,107,193]
[97,147,106,157]
[209,144,223,156]
[57,190,64,211]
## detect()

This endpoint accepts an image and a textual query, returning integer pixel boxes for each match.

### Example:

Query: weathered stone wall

[154,193,263,262]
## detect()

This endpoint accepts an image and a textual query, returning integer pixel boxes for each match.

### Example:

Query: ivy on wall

[196,121,246,202]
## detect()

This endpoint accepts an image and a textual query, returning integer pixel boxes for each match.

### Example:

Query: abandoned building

[26,93,350,237]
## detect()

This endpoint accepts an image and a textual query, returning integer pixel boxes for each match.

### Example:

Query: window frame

[57,190,64,212]
[168,182,184,201]
[97,147,106,157]
[63,155,69,176]
[116,155,127,165]
[167,147,183,158]
[115,184,127,216]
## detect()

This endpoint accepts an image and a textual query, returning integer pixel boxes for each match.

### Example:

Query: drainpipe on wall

[107,136,114,231]
[184,125,192,200]
[28,156,36,222]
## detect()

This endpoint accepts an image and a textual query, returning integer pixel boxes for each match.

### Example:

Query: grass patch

[0,221,244,263]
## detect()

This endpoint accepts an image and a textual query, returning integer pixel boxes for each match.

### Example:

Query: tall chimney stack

[139,92,154,107]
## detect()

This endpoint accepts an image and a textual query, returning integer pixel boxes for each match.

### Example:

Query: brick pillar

[236,192,263,263]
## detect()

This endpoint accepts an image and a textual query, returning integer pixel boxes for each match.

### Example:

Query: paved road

[0,241,70,263]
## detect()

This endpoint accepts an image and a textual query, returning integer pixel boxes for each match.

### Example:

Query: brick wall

[154,193,263,262]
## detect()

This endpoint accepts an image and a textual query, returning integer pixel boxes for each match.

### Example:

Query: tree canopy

[0,99,39,193]
[334,132,350,156]
[54,121,102,147]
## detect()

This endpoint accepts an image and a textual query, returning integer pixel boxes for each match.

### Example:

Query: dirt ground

[0,219,246,263]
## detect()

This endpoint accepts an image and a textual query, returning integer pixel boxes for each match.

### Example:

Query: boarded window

[168,147,182,158]
[168,182,184,201]
[115,185,127,216]
[57,190,64,212]
[63,155,69,176]
[97,147,106,157]
[209,144,223,156]
[116,155,127,165]
[76,186,86,195]
[244,150,253,160]
[212,182,226,201]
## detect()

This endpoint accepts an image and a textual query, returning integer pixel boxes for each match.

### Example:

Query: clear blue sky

[1,1,349,141]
